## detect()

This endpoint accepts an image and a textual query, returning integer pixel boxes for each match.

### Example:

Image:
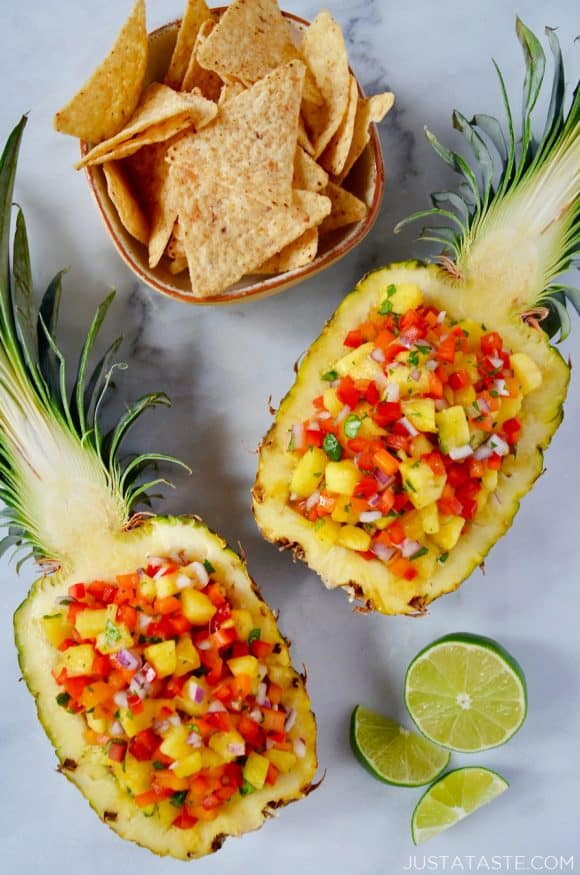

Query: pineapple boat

[1,119,316,859]
[254,21,579,615]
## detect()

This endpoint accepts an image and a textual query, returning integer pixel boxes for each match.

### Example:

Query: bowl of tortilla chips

[56,0,393,304]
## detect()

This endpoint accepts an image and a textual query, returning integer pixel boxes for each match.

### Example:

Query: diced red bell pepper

[211,626,238,651]
[170,614,192,636]
[108,740,127,763]
[231,641,249,658]
[424,452,446,476]
[372,401,401,426]
[344,329,364,348]
[386,521,405,545]
[238,715,265,748]
[304,429,323,448]
[173,812,198,830]
[206,711,233,732]
[203,582,227,608]
[63,675,90,701]
[436,335,457,363]
[393,492,410,512]
[135,790,159,809]
[68,583,86,600]
[448,369,470,391]
[389,556,418,581]
[487,453,502,470]
[378,489,395,515]
[384,433,410,452]
[336,375,362,408]
[116,603,138,631]
[354,476,379,499]
[459,498,478,520]
[447,463,469,488]
[261,708,286,734]
[480,331,503,355]
[266,763,280,786]
[250,639,274,659]
[129,729,159,761]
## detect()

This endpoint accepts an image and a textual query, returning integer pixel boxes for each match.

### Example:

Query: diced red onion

[410,369,421,382]
[307,419,320,431]
[256,683,268,706]
[373,543,396,562]
[113,691,128,709]
[294,738,307,758]
[168,713,181,727]
[110,721,124,737]
[434,398,448,410]
[478,397,490,414]
[208,700,226,713]
[375,469,393,489]
[318,411,332,420]
[335,405,350,425]
[188,561,209,587]
[291,423,305,450]
[493,378,510,397]
[249,708,263,723]
[474,446,493,460]
[368,493,381,508]
[176,573,191,590]
[147,556,164,567]
[399,335,413,349]
[305,490,320,512]
[143,663,157,684]
[360,510,382,523]
[375,373,388,391]
[265,738,275,751]
[284,708,297,732]
[399,417,419,437]
[487,435,509,456]
[436,310,447,324]
[186,681,206,704]
[116,649,141,671]
[197,638,212,651]
[489,355,503,369]
[401,539,421,558]
[385,382,400,402]
[257,663,268,680]
[449,444,473,461]
[129,675,147,699]
[371,347,385,363]
[426,359,438,371]
[227,742,246,757]
[229,698,243,712]
[153,565,169,580]
[136,612,153,632]
[153,719,170,734]
[319,493,335,510]
[187,732,202,748]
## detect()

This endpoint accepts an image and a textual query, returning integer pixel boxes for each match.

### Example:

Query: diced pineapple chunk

[510,352,542,395]
[322,387,342,417]
[459,353,480,382]
[331,496,360,524]
[243,752,270,790]
[419,503,440,534]
[86,711,108,734]
[325,460,361,496]
[457,319,484,348]
[95,606,133,654]
[41,613,73,648]
[402,398,437,433]
[144,640,176,678]
[174,636,201,677]
[313,517,342,546]
[60,643,95,677]
[482,467,498,491]
[389,282,423,313]
[201,748,224,769]
[413,548,437,579]
[266,749,297,773]
[160,725,191,760]
[436,405,470,453]
[401,510,424,541]
[209,730,245,763]
[74,608,108,640]
[410,434,434,457]
[290,447,327,498]
[495,394,522,425]
[119,701,157,738]
[113,754,152,795]
[386,365,431,397]
[334,342,384,382]
[227,655,259,679]
[231,609,254,640]
[454,385,476,407]
[431,515,465,551]
[356,415,386,439]
[138,574,156,601]
[155,572,180,600]
[172,752,203,778]
[336,525,371,552]
[181,589,216,625]
[399,460,446,509]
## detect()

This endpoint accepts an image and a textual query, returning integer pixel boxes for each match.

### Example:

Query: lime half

[404,632,527,752]
[411,766,508,844]
[350,705,450,787]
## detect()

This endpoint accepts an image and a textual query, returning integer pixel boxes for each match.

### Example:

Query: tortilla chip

[102,161,149,245]
[297,114,315,156]
[293,147,328,192]
[125,142,180,268]
[54,0,147,144]
[165,0,212,89]
[255,227,318,273]
[196,0,321,103]
[320,181,367,233]
[218,79,246,105]
[166,223,188,274]
[319,74,358,176]
[77,83,217,167]
[300,10,350,158]
[181,19,223,99]
[336,91,394,183]
[173,171,330,296]
[168,60,305,206]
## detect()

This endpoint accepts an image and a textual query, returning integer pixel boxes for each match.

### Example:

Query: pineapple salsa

[287,283,543,582]
[44,555,304,829]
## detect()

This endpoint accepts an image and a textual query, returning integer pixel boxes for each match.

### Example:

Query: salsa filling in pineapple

[45,552,304,830]
[286,282,542,583]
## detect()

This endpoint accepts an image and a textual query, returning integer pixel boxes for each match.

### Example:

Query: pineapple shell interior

[253,262,570,614]
[14,515,317,860]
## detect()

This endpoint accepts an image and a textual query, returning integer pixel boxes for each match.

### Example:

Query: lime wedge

[404,632,527,752]
[350,705,450,787]
[411,766,508,844]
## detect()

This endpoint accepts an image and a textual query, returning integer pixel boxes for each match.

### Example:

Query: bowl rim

[82,8,385,306]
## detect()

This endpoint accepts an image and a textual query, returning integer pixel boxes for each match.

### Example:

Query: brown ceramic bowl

[82,10,385,306]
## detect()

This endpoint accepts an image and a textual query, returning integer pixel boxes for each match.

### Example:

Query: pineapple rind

[14,516,317,859]
[253,263,570,615]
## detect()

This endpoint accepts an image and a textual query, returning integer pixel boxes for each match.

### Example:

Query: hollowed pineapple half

[253,21,578,615]
[1,119,316,858]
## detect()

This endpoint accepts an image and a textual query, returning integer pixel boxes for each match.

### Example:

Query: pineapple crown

[396,19,579,341]
[0,117,187,570]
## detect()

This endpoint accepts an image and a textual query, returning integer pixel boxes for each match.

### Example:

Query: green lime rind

[404,632,527,753]
[411,766,509,845]
[350,705,451,788]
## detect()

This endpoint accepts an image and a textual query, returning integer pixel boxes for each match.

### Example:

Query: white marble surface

[1,2,579,873]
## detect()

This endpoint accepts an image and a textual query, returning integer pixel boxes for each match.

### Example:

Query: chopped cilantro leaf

[323,433,342,461]
[170,791,188,808]
[322,369,338,382]
[240,780,256,796]
[56,692,71,708]
[248,628,261,645]
[105,619,121,643]
[387,284,397,297]
[438,552,449,564]
[203,559,215,574]
[410,546,429,560]
[379,299,393,315]
[344,414,362,439]
[408,351,419,367]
